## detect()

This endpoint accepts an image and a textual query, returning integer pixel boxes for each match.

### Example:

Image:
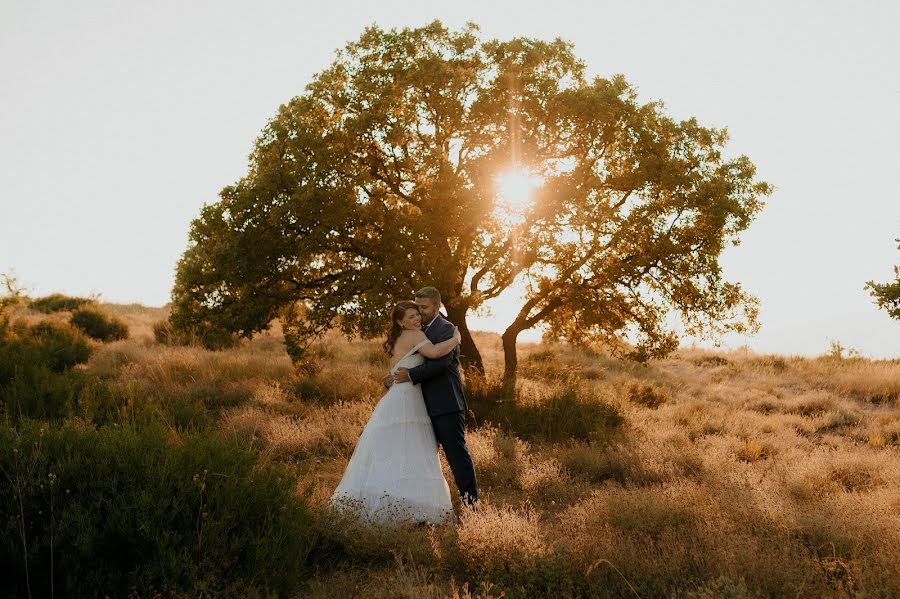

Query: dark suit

[407,314,478,503]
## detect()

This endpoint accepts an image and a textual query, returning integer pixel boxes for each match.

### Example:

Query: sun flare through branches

[493,166,544,223]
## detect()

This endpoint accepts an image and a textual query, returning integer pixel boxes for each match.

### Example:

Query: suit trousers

[431,411,478,504]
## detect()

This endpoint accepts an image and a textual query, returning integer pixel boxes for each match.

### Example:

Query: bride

[329,300,460,524]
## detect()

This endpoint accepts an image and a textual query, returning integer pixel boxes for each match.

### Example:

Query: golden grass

[96,301,168,341]
[15,302,900,596]
[456,503,548,573]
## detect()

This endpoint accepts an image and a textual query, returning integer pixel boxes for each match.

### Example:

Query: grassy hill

[2,301,899,597]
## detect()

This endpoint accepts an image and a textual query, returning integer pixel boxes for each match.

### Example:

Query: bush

[28,293,94,313]
[625,382,670,409]
[0,420,316,597]
[0,321,93,422]
[0,320,142,426]
[0,364,80,423]
[25,321,93,372]
[70,306,129,342]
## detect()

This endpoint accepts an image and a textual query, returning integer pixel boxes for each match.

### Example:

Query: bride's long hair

[383,300,420,356]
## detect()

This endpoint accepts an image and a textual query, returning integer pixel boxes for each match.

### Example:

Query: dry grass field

[5,301,900,597]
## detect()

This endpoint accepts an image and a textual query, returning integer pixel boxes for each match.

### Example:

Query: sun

[494,166,543,211]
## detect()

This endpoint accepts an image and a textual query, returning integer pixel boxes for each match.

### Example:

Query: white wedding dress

[330,339,453,524]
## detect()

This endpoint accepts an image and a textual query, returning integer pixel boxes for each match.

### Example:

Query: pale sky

[1,0,898,357]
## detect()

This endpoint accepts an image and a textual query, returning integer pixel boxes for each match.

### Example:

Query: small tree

[1,272,26,339]
[866,238,900,320]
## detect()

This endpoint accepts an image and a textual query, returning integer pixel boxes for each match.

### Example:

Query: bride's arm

[416,327,462,359]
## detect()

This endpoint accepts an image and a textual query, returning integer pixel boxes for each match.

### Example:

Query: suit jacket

[407,314,467,417]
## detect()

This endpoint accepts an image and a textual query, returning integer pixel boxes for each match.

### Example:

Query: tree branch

[352,148,422,209]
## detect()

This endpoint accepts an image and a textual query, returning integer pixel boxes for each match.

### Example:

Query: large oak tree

[170,21,772,386]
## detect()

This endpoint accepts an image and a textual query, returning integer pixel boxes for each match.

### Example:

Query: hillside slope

[6,302,900,597]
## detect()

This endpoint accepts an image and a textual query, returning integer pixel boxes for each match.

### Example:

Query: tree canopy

[169,21,772,385]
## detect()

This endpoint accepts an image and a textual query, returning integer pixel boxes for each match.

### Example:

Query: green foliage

[865,238,900,320]
[169,21,771,382]
[0,420,316,597]
[0,321,93,422]
[28,293,94,314]
[0,308,151,427]
[19,321,92,372]
[0,365,79,423]
[70,306,129,342]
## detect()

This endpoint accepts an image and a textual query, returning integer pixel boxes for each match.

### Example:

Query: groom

[384,286,479,506]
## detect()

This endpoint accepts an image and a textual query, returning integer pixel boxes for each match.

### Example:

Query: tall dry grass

[10,302,900,597]
[303,340,900,597]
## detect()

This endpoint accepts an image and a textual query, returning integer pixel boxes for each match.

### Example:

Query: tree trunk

[501,327,521,390]
[444,304,485,375]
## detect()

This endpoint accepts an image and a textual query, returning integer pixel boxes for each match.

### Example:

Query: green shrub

[0,420,316,597]
[0,320,143,427]
[0,321,93,422]
[70,306,129,342]
[28,293,93,313]
[0,363,79,422]
[26,321,93,372]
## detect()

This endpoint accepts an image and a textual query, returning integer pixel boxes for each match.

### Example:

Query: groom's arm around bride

[403,314,467,415]
[408,316,456,375]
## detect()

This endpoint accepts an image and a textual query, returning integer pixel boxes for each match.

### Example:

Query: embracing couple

[330,286,479,524]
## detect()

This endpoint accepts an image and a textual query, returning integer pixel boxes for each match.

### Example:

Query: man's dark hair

[415,286,441,304]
